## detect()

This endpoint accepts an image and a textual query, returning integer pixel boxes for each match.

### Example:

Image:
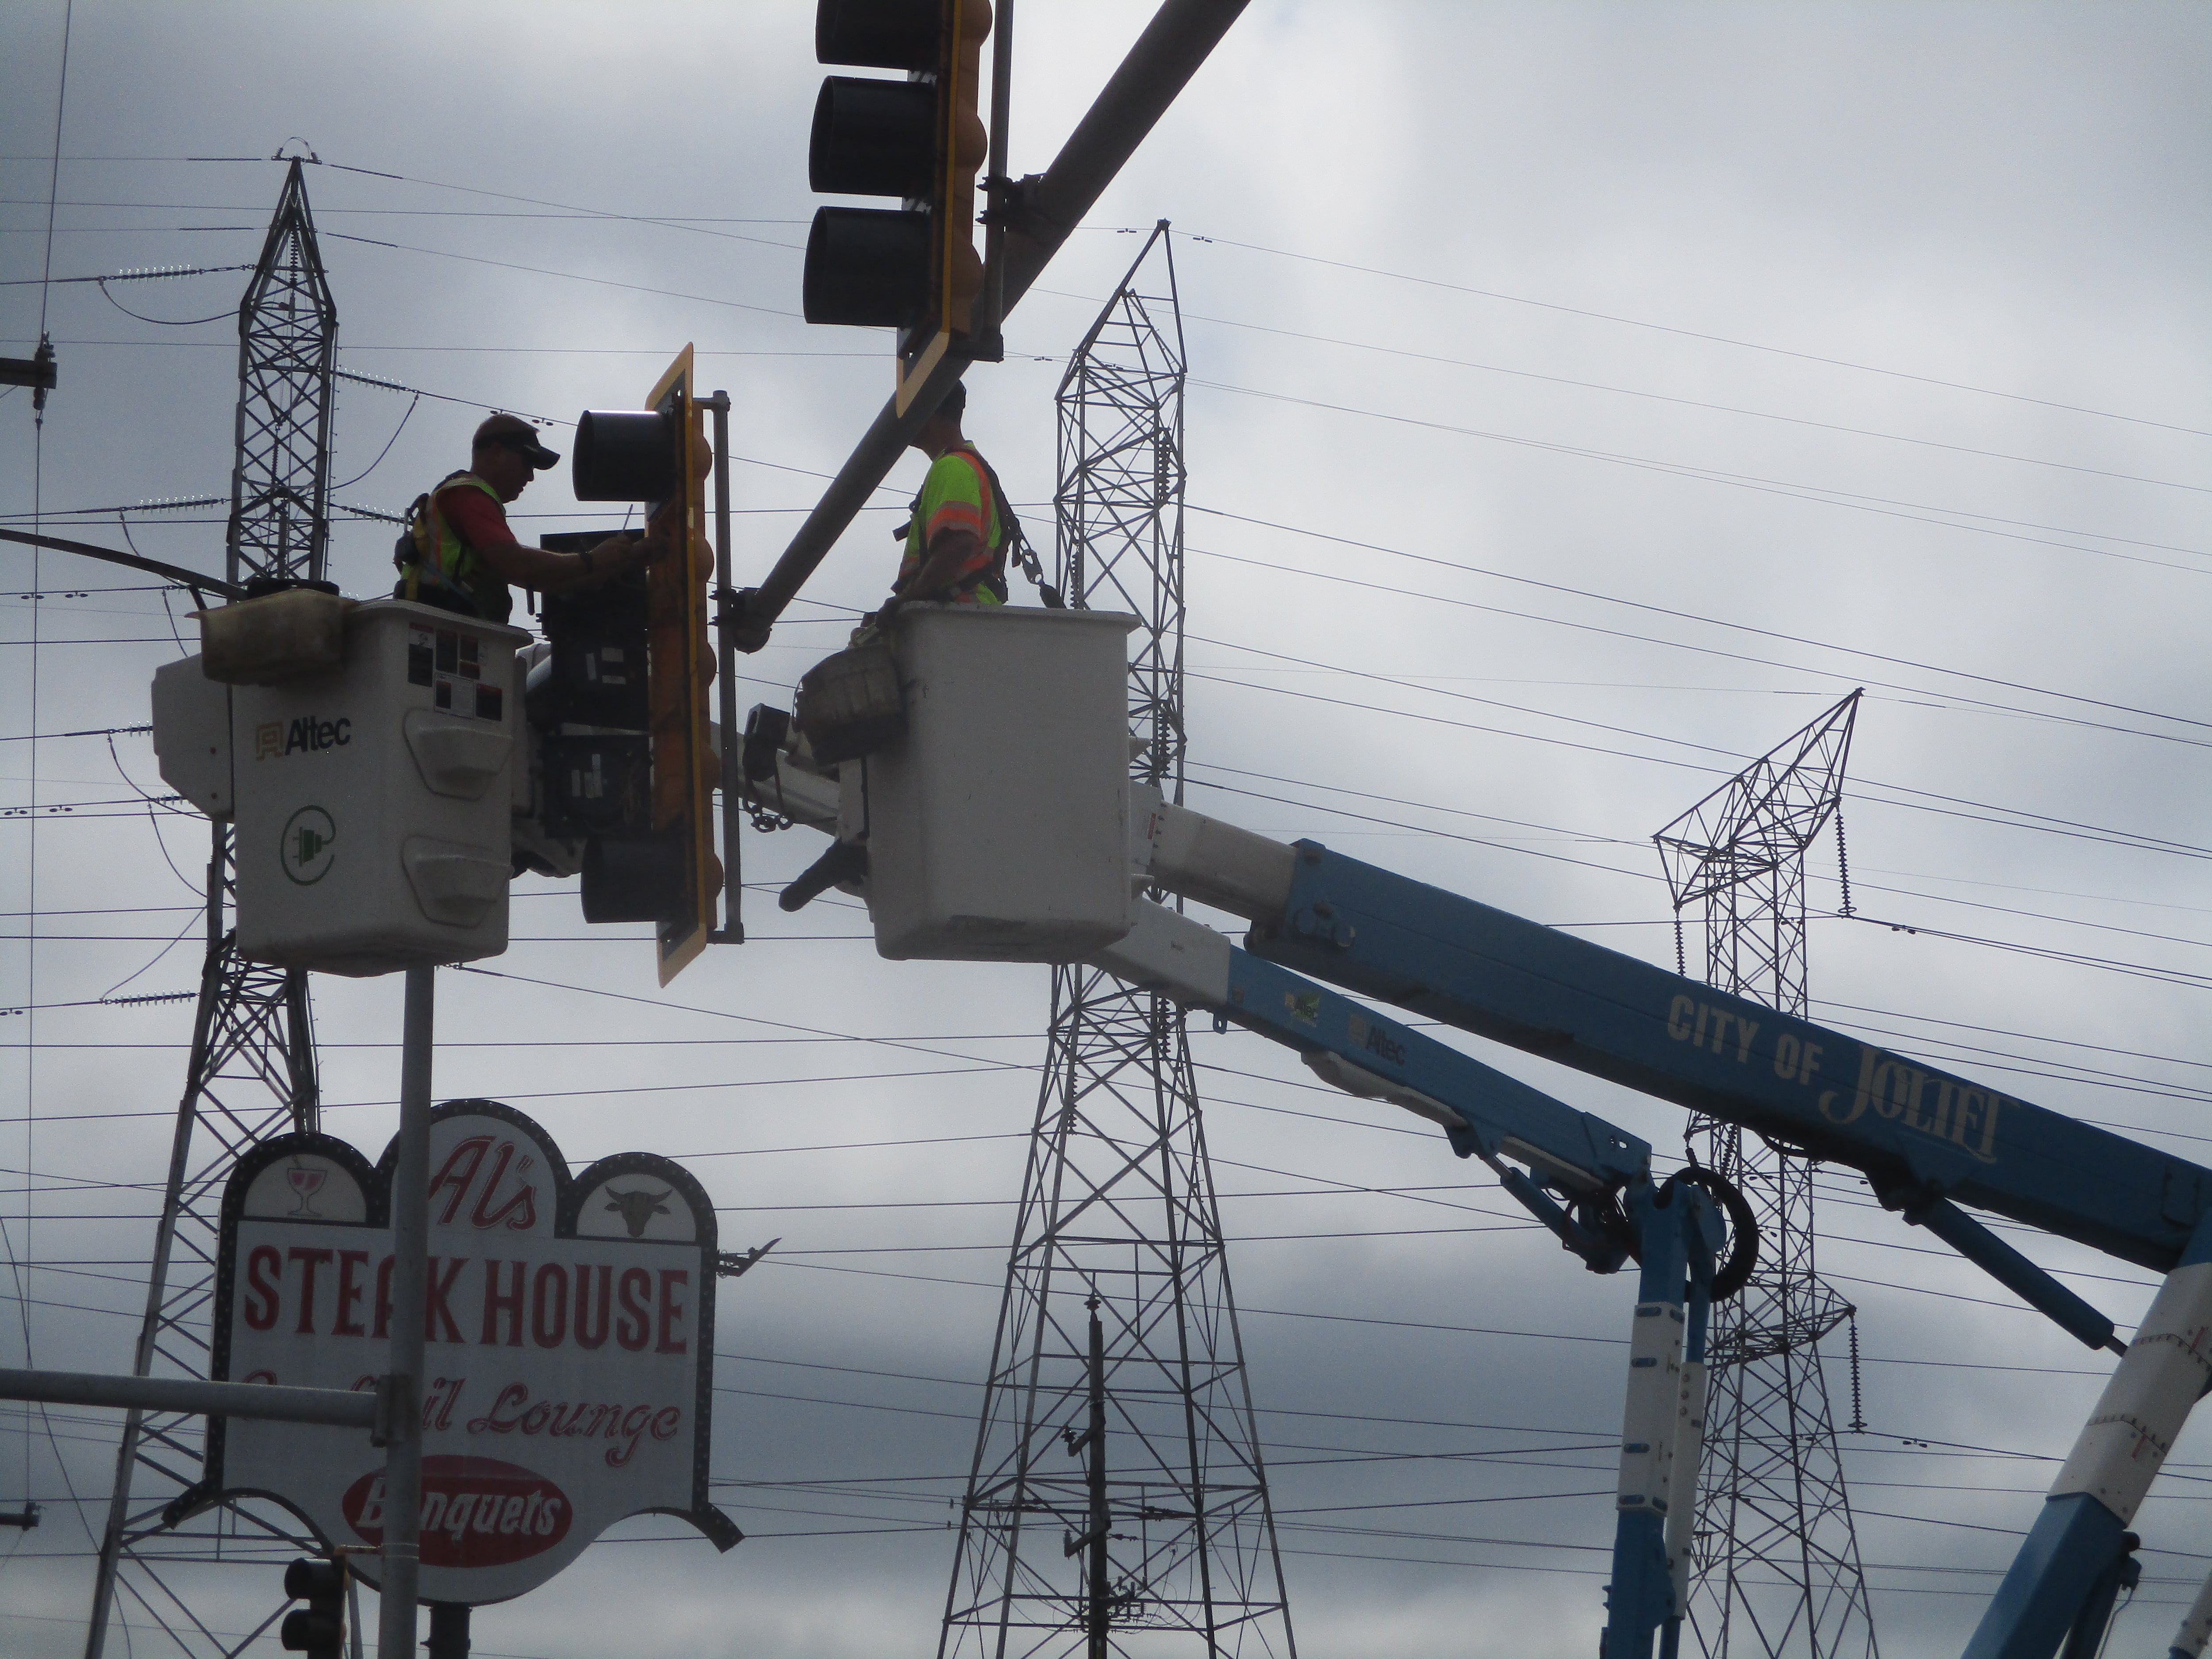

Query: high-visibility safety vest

[900,445,1006,606]
[395,472,514,622]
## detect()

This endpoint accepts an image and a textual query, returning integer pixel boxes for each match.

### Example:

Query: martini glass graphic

[286,1160,328,1217]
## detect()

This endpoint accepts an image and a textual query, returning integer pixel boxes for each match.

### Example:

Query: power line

[1187,631,2212,856]
[1187,578,2197,756]
[1189,676,2212,874]
[1177,231,2212,439]
[1153,303,2212,509]
[1189,760,2212,963]
[323,230,803,321]
[1192,377,2211,576]
[1186,503,2209,734]
[0,261,253,288]
[1816,998,2212,1075]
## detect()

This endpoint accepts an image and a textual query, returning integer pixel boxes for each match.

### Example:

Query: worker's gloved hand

[632,511,679,565]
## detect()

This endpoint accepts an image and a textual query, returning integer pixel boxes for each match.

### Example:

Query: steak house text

[240,1250,691,1354]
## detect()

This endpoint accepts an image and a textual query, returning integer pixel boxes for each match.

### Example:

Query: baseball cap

[474,412,561,470]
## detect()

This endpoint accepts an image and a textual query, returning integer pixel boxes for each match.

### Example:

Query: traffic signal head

[559,347,721,982]
[804,0,993,349]
[810,77,936,198]
[280,1558,346,1659]
[572,407,678,503]
[816,0,939,66]
[804,205,932,331]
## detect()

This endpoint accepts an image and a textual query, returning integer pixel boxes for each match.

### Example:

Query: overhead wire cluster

[1,127,2206,1645]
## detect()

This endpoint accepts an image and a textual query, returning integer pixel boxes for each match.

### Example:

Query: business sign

[197,1098,739,1605]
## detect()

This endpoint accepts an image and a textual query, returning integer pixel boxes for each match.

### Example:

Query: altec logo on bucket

[201,1100,741,1607]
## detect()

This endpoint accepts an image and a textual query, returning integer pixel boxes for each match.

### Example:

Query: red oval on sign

[342,1455,572,1569]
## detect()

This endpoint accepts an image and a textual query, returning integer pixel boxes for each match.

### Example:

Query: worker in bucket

[878,380,1013,617]
[393,412,667,622]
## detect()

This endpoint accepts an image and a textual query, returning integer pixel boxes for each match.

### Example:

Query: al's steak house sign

[200,1099,739,1605]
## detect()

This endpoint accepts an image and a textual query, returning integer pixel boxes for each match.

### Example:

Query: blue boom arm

[1086,900,1732,1653]
[1231,840,2209,1276]
[1090,902,1652,1272]
[1127,797,2212,1658]
[762,741,2210,1657]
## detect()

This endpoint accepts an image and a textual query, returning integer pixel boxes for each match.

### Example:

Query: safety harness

[392,472,513,622]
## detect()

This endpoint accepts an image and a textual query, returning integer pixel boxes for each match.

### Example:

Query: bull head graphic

[604,1187,673,1240]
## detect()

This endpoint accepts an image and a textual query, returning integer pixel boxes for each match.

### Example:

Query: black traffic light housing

[550,346,720,984]
[280,1558,346,1659]
[573,407,678,505]
[804,0,996,389]
[529,561,653,849]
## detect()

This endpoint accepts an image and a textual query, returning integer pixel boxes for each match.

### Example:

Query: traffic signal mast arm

[736,0,1252,651]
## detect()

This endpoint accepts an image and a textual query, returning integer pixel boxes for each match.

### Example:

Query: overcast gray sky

[3,3,2208,1656]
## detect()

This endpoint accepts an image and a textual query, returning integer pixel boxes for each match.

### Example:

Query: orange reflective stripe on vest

[899,446,1005,604]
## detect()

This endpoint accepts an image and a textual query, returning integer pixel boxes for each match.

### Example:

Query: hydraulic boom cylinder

[1660,1290,1711,1659]
[1603,1180,1720,1659]
[2170,1569,2212,1659]
[1963,1210,2212,1659]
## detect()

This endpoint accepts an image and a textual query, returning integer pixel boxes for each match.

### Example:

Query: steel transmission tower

[84,156,335,1659]
[939,224,1296,1659]
[1653,689,1875,1659]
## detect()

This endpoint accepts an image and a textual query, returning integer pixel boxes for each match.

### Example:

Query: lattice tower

[938,224,1296,1659]
[1655,689,1877,1659]
[83,156,335,1659]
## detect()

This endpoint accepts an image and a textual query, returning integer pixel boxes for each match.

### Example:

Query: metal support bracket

[703,388,745,945]
[716,1238,780,1279]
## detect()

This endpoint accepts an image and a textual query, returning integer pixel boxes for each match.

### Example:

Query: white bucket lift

[834,604,1139,963]
[153,596,529,976]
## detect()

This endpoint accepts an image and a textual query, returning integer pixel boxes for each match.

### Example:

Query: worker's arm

[477,521,671,592]
[887,526,984,607]
[447,491,673,591]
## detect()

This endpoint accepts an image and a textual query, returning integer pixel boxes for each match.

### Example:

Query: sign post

[378,964,434,1658]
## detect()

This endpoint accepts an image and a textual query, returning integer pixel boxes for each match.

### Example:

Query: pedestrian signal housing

[280,1558,346,1659]
[805,0,993,376]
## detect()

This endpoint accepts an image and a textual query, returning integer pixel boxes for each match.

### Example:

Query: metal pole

[975,0,1014,354]
[1086,1297,1108,1659]
[347,1567,366,1659]
[706,390,742,944]
[0,1370,377,1428]
[378,965,434,1659]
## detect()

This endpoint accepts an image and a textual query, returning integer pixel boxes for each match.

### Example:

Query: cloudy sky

[2,3,2208,1655]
